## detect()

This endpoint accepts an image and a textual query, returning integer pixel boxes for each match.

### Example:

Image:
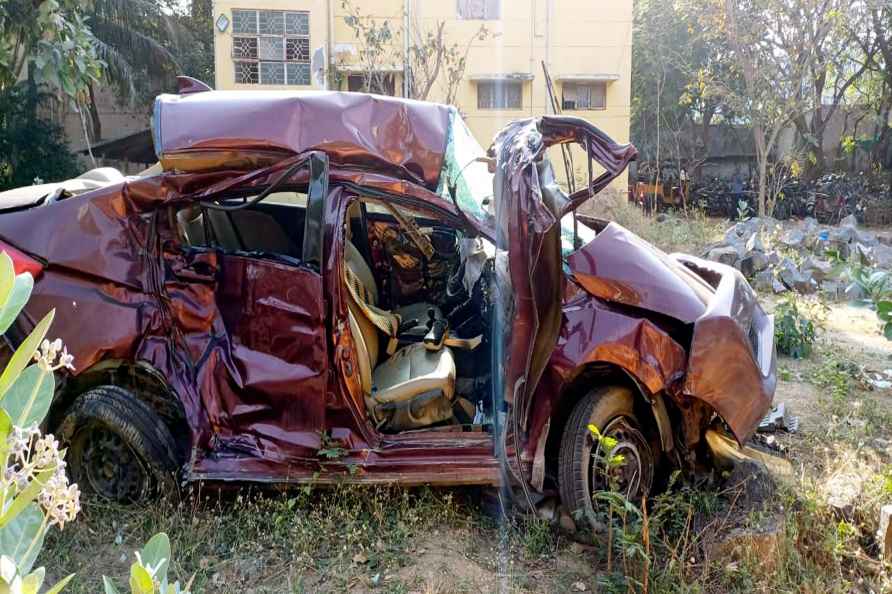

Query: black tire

[56,385,181,503]
[558,386,656,526]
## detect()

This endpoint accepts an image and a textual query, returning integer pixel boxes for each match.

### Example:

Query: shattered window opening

[231,9,310,86]
[476,81,523,110]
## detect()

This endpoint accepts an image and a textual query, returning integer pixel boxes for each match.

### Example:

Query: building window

[347,73,396,96]
[562,82,607,111]
[231,9,311,85]
[477,81,522,109]
[457,0,500,20]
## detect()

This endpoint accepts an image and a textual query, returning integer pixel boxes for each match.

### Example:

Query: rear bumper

[672,255,777,444]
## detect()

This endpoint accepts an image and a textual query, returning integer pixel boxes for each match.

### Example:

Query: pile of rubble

[703,215,892,299]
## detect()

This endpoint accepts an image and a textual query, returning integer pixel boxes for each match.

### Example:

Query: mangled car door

[492,116,637,471]
[169,154,329,462]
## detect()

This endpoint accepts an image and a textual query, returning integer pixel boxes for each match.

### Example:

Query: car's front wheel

[56,385,180,504]
[558,386,656,526]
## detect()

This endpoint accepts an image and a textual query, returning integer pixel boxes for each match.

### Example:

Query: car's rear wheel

[56,385,180,504]
[558,386,655,527]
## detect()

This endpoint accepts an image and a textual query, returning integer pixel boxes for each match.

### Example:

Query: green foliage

[631,0,720,167]
[736,199,751,222]
[877,300,892,340]
[774,296,819,358]
[88,0,212,102]
[0,0,102,98]
[0,251,77,592]
[0,86,81,192]
[848,264,890,304]
[811,355,854,411]
[520,517,554,559]
[847,264,892,340]
[103,533,191,594]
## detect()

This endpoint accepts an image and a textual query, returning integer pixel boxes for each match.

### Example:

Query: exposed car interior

[175,192,307,260]
[343,198,494,434]
[173,187,496,436]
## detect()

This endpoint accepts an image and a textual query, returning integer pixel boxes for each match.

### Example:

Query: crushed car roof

[152,90,454,190]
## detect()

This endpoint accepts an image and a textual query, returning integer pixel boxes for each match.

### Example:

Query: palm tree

[84,0,193,141]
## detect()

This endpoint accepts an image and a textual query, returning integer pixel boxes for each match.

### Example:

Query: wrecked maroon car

[0,83,775,519]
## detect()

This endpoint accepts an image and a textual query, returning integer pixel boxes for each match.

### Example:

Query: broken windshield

[437,109,595,256]
[436,108,495,226]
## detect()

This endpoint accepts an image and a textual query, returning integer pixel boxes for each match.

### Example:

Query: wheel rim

[586,416,654,502]
[76,424,150,503]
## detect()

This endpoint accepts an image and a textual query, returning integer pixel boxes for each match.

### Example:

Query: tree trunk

[88,84,101,142]
[753,123,768,217]
[875,95,892,169]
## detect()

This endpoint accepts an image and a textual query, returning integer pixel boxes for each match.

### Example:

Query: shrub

[774,296,819,358]
[0,86,80,192]
[103,533,192,594]
[0,251,79,592]
[846,264,892,340]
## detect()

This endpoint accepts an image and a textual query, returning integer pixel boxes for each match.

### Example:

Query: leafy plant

[0,0,103,96]
[848,264,890,304]
[0,251,79,592]
[0,86,81,192]
[103,533,192,594]
[877,300,892,340]
[846,264,892,340]
[774,296,818,358]
[736,199,750,221]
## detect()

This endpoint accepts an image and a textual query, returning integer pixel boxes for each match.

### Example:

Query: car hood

[565,221,712,323]
[566,219,776,443]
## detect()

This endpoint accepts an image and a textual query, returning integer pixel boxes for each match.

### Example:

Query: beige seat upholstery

[176,206,298,256]
[372,343,456,404]
[346,243,456,432]
[345,241,441,324]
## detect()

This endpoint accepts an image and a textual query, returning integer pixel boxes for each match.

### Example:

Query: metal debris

[758,402,800,434]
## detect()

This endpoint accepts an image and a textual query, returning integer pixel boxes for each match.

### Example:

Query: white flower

[38,472,80,529]
[33,339,75,373]
[59,347,75,371]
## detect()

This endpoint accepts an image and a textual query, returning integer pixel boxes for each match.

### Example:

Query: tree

[785,0,873,177]
[0,0,102,99]
[684,0,821,217]
[0,0,102,182]
[406,17,487,105]
[339,1,398,95]
[339,0,486,107]
[0,86,81,191]
[84,0,217,142]
[861,0,892,170]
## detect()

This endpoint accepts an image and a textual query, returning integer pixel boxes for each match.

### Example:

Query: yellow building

[211,0,632,189]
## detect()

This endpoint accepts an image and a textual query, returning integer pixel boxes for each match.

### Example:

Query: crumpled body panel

[674,255,776,443]
[153,91,451,190]
[528,284,688,453]
[563,222,776,445]
[0,91,775,491]
[566,222,707,323]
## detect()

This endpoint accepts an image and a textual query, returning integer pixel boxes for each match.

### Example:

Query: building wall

[212,0,632,189]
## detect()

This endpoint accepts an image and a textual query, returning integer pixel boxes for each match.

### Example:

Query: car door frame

[170,152,333,469]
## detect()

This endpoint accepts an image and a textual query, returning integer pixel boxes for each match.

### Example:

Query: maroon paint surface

[0,91,775,488]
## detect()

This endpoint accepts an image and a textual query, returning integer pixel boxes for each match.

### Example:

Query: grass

[582,190,725,255]
[46,486,476,593]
